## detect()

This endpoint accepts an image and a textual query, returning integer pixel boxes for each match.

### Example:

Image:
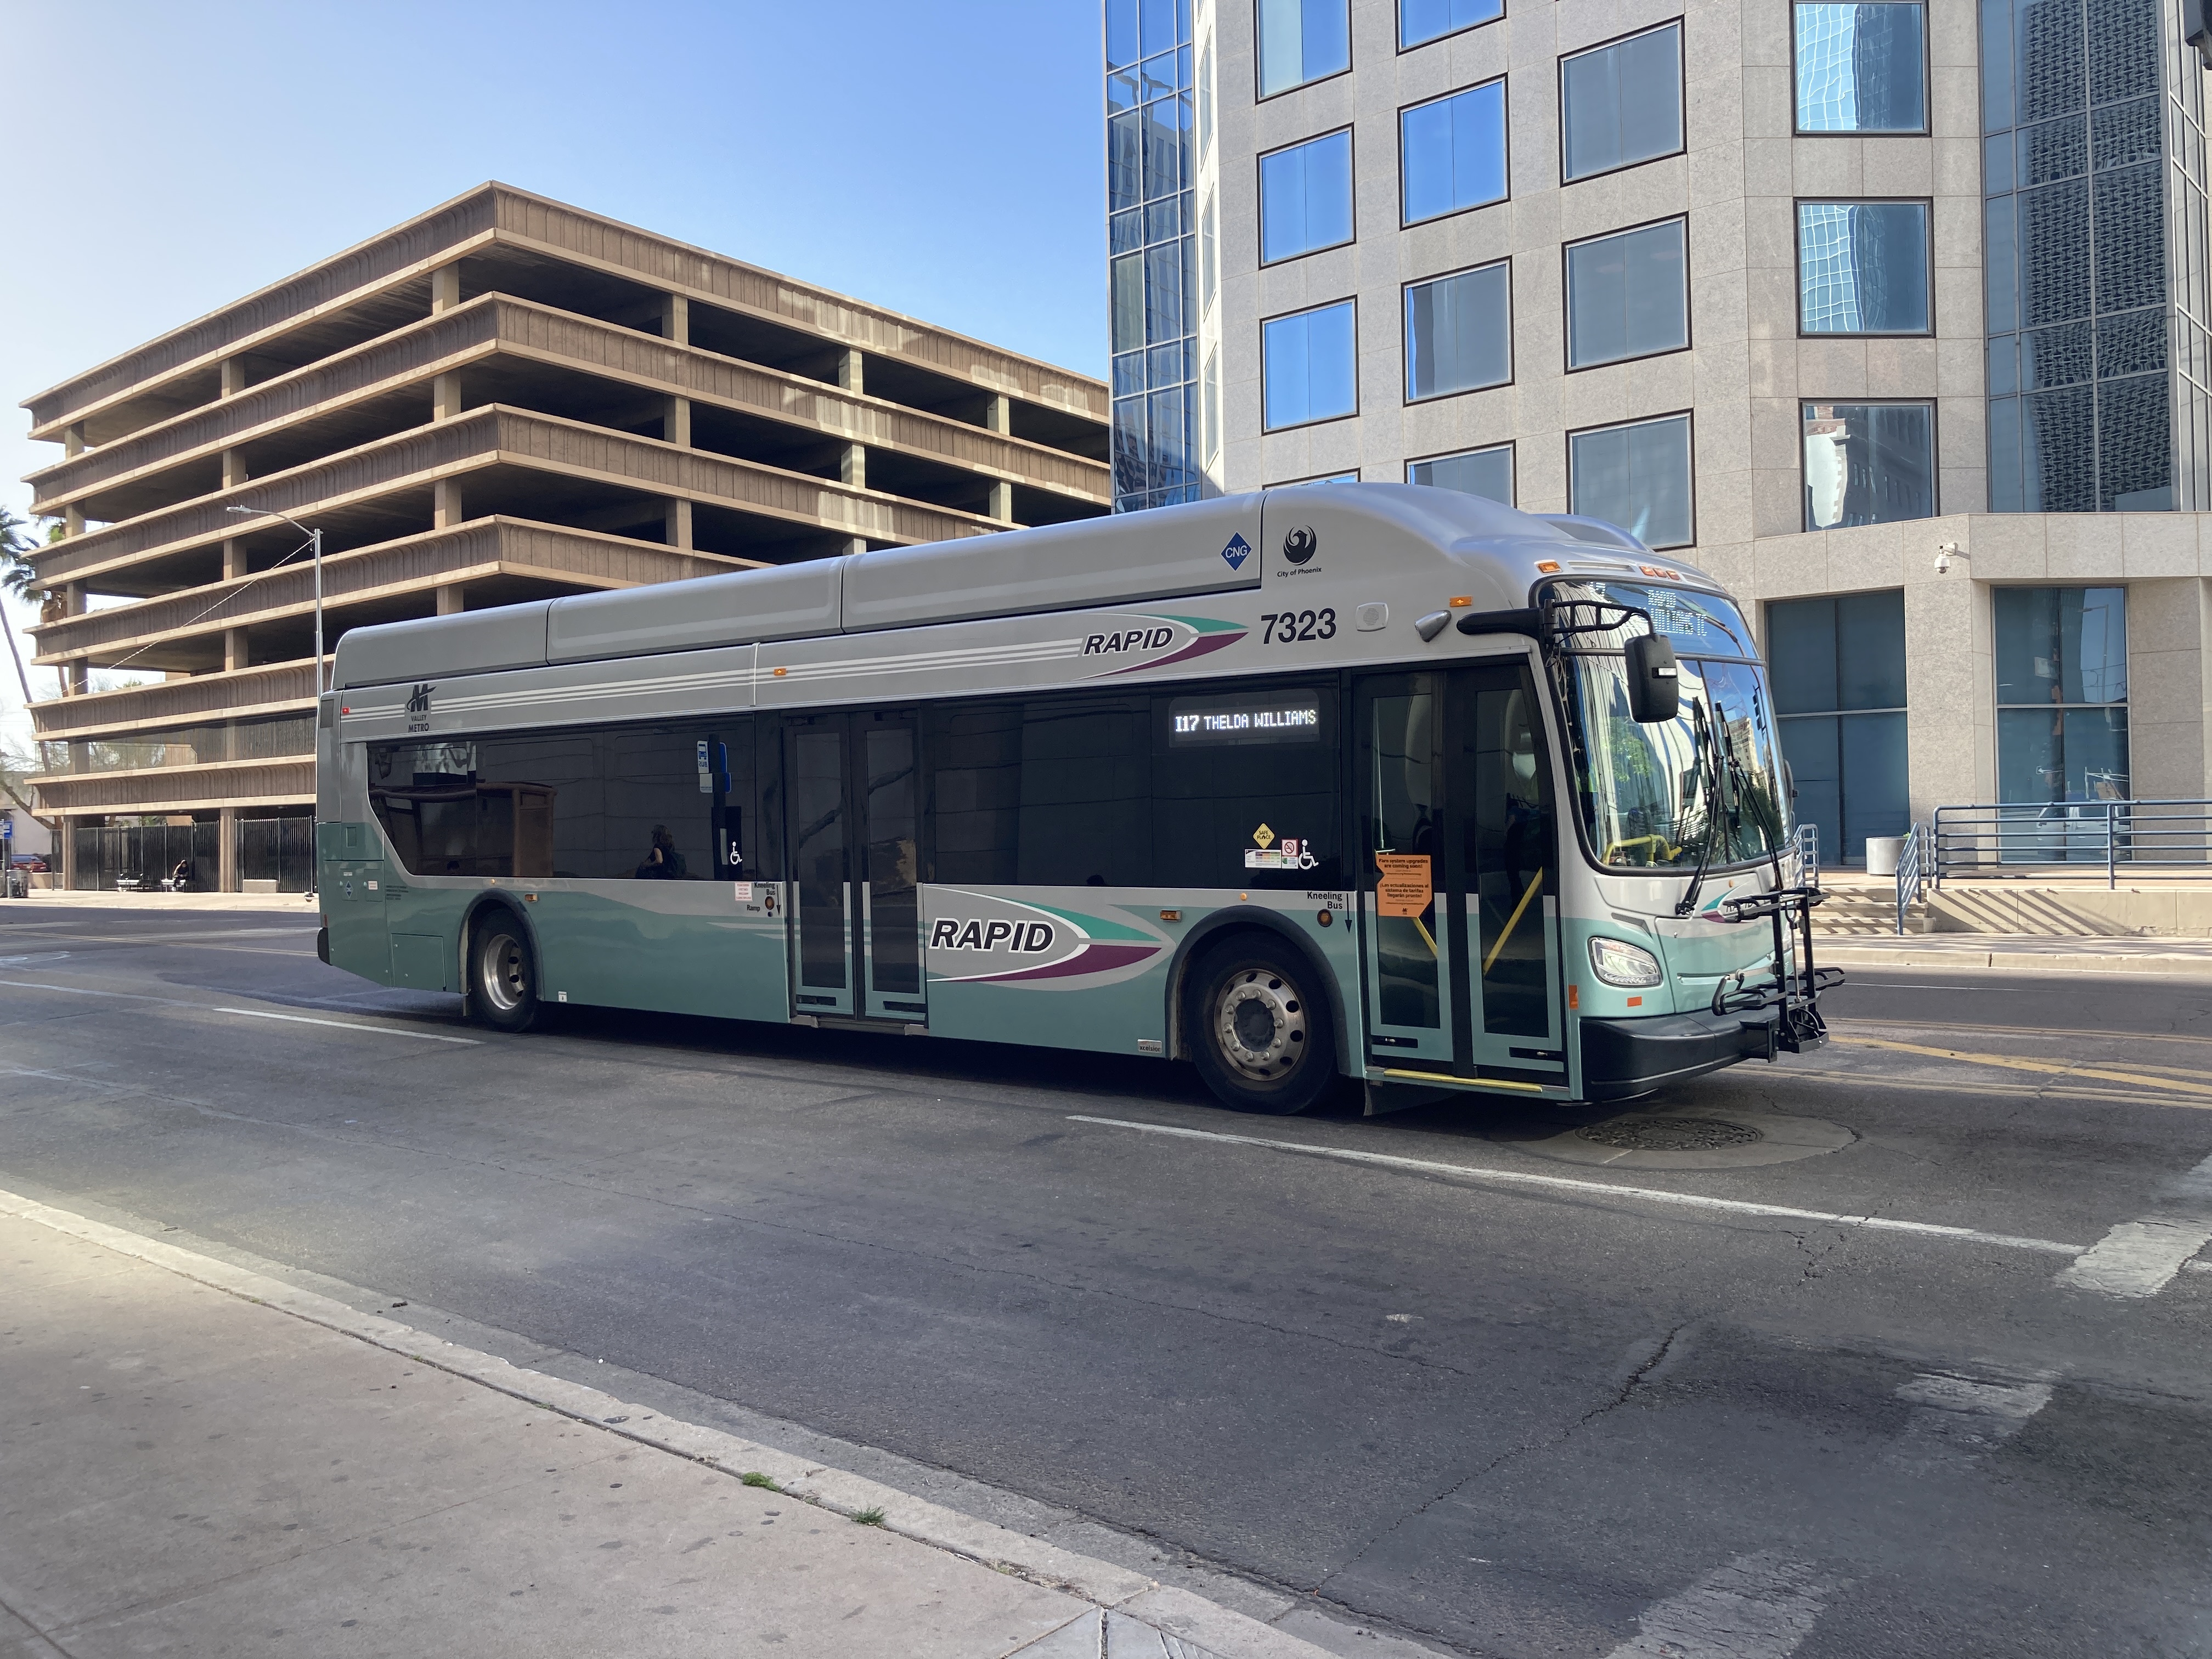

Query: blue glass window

[1107,0,1142,67]
[1568,414,1694,548]
[1108,111,1142,215]
[1794,2,1927,132]
[1110,254,1144,354]
[1401,80,1509,224]
[1769,591,1910,865]
[1408,444,1514,503]
[1258,0,1351,97]
[1565,219,1687,368]
[1145,242,1186,342]
[1405,261,1512,399]
[1801,402,1935,529]
[1142,94,1190,202]
[1263,300,1358,428]
[1141,0,1181,57]
[1400,0,1504,49]
[1797,201,1931,333]
[1260,129,1355,263]
[1561,24,1683,182]
[1995,587,2129,806]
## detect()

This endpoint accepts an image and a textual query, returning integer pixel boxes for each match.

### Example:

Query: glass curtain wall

[1982,0,2212,510]
[1108,0,1200,513]
[1768,591,1911,863]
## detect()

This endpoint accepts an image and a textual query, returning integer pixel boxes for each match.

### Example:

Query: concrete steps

[1811,884,1921,936]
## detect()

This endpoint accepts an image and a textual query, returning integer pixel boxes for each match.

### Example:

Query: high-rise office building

[22,184,1110,889]
[1113,0,2212,860]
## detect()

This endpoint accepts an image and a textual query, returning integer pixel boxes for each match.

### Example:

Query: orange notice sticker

[1374,854,1432,918]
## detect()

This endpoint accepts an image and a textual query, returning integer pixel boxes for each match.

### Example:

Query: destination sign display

[1168,694,1323,746]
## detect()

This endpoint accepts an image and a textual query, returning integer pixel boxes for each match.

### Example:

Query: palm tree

[0,506,58,837]
[1,506,42,709]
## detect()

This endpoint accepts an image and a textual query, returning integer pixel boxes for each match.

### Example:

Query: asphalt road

[2,904,2208,1657]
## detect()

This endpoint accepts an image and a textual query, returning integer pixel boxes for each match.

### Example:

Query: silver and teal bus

[317,486,1833,1115]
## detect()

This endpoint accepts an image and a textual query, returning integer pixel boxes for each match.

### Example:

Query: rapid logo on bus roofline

[1076,612,1248,676]
[926,890,1167,988]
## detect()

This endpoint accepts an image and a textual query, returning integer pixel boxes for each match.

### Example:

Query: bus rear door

[781,709,926,1025]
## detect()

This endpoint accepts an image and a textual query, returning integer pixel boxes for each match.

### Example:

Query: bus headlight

[1588,936,1663,988]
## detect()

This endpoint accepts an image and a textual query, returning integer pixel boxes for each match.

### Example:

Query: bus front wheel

[1187,936,1336,1115]
[471,911,541,1032]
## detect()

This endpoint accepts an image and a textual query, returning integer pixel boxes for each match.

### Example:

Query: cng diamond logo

[1220,532,1252,571]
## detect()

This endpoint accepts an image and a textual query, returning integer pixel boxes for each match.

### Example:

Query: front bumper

[1580,1006,1790,1102]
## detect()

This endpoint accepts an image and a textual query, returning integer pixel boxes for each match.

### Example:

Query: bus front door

[780,710,926,1025]
[1355,665,1564,1091]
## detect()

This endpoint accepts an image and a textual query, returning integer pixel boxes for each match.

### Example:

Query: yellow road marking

[1776,1071,2212,1108]
[1842,1035,2212,1098]
[1832,1018,2212,1051]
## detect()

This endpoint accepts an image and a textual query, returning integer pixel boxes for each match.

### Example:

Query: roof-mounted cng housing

[329,484,1661,691]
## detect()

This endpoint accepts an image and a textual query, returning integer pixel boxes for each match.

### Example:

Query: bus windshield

[1545,581,1788,871]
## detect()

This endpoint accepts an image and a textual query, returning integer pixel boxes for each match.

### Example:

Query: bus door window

[863,723,921,1000]
[1463,679,1557,1040]
[1368,689,1441,1030]
[788,725,850,995]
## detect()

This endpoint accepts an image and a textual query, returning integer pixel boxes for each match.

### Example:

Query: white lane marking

[0,978,478,1046]
[2055,1219,2212,1297]
[0,978,137,1000]
[1888,1372,2056,1466]
[211,1008,479,1045]
[1068,1116,2085,1256]
[2055,1152,2212,1298]
[1605,1550,1843,1658]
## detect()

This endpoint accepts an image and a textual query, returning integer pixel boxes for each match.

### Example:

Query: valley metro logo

[1220,533,1252,571]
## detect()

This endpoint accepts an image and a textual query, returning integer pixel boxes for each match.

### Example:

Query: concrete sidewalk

[2,889,317,913]
[0,1195,1336,1659]
[1817,932,2212,977]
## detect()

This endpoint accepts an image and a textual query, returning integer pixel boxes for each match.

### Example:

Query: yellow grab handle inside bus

[1482,868,1545,977]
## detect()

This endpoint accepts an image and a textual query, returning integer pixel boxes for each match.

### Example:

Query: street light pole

[223,507,324,692]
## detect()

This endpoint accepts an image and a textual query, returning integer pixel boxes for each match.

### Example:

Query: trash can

[1864,836,1905,876]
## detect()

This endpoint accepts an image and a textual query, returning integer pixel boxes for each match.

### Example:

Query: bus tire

[1187,935,1337,1115]
[470,909,541,1032]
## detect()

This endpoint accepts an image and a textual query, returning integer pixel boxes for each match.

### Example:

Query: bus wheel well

[459,896,534,1018]
[1166,912,1350,1072]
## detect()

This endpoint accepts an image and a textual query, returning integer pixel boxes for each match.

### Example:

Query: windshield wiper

[1675,699,1724,917]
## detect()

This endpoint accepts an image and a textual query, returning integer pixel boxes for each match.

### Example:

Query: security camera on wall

[1934,541,1965,575]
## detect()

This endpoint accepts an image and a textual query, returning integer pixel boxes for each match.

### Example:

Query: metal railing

[1895,822,1929,934]
[1930,799,2212,889]
[1791,822,1820,890]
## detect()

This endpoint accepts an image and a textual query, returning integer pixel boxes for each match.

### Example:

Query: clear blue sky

[0,0,1107,754]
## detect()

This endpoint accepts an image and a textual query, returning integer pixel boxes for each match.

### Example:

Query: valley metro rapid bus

[317,484,1835,1115]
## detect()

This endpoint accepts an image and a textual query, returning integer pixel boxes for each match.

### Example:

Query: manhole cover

[1576,1116,1764,1152]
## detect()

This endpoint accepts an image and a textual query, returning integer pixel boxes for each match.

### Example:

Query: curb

[1819,944,2212,978]
[0,1186,1341,1659]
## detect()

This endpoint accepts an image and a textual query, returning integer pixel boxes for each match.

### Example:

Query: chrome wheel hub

[478,931,527,1013]
[1214,969,1306,1080]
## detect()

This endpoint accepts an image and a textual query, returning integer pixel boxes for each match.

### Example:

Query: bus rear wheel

[1187,936,1336,1115]
[471,911,541,1032]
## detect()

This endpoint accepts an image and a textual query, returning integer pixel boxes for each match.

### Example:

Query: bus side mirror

[1624,635,1680,724]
